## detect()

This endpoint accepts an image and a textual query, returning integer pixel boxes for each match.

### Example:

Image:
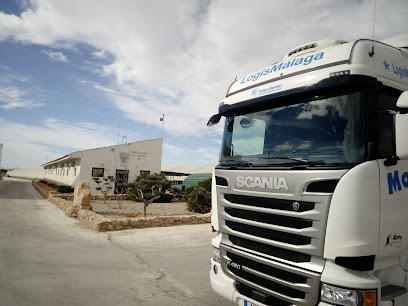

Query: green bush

[127,173,171,202]
[183,178,212,213]
[156,194,173,203]
[58,185,74,193]
[127,172,172,217]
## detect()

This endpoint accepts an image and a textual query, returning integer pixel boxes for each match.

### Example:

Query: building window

[115,170,129,194]
[140,170,150,174]
[74,167,77,177]
[92,167,104,177]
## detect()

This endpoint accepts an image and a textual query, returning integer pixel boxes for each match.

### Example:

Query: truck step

[381,284,407,301]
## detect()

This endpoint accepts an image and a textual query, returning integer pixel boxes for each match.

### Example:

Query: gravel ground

[91,200,199,218]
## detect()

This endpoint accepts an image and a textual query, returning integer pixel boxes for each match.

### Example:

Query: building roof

[69,138,161,156]
[161,165,214,176]
[181,173,212,188]
[41,138,162,167]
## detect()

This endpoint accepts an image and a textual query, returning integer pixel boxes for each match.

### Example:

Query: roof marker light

[330,70,350,77]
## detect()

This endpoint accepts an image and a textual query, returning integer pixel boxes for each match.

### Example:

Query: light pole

[160,114,165,168]
[160,114,165,140]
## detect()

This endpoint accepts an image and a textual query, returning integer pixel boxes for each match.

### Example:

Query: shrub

[58,185,74,193]
[183,178,212,213]
[156,193,173,203]
[127,173,171,216]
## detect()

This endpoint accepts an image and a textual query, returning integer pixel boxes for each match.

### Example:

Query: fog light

[213,247,221,263]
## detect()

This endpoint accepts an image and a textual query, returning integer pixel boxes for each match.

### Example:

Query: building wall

[75,139,162,194]
[44,139,162,195]
[44,159,80,186]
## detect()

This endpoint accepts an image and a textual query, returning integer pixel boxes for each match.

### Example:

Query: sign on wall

[119,152,129,164]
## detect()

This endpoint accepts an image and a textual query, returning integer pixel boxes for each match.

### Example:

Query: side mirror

[240,117,255,128]
[397,91,408,108]
[395,91,408,159]
[395,113,408,159]
[207,114,221,126]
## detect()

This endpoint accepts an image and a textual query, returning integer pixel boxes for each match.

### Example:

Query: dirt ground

[90,200,197,219]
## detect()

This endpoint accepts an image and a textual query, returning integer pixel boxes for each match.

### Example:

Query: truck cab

[209,36,408,306]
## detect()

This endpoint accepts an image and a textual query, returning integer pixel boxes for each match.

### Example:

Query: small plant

[92,175,114,203]
[157,193,173,203]
[183,178,212,213]
[57,185,74,193]
[170,188,183,201]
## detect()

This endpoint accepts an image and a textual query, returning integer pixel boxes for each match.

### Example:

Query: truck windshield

[220,90,366,167]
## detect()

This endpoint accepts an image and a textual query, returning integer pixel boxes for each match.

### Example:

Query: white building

[42,138,162,194]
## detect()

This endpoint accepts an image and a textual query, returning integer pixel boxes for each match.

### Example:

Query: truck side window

[377,87,403,158]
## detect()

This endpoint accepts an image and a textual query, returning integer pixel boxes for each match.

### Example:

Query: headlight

[321,283,376,306]
[212,247,221,263]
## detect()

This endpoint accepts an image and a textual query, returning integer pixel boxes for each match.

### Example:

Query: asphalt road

[0,178,234,306]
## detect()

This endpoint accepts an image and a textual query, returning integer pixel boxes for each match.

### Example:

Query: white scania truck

[208,35,408,306]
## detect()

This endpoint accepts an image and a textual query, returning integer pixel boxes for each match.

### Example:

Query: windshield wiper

[261,156,326,166]
[221,159,253,167]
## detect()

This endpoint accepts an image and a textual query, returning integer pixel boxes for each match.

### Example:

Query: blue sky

[0,0,407,169]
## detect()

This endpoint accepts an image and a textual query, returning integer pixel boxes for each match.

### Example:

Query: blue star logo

[383,60,390,71]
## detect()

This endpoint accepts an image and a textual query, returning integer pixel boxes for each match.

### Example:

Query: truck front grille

[218,190,330,305]
[225,207,313,229]
[220,245,321,306]
[226,220,311,245]
[225,194,315,212]
[229,235,311,263]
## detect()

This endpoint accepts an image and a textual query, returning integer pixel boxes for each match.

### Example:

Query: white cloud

[0,0,407,167]
[0,85,45,109]
[0,65,46,109]
[43,49,68,62]
[0,65,31,83]
[0,117,119,168]
[4,0,406,135]
[163,143,219,166]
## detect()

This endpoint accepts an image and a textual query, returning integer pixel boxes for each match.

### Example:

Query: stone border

[33,182,79,217]
[32,181,210,231]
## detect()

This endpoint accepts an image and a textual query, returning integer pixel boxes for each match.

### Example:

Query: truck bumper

[210,258,338,306]
[210,258,270,306]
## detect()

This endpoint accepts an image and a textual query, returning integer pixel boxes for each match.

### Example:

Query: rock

[130,219,140,227]
[120,219,129,226]
[73,181,92,208]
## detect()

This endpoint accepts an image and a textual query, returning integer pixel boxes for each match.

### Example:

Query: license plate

[244,301,260,306]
